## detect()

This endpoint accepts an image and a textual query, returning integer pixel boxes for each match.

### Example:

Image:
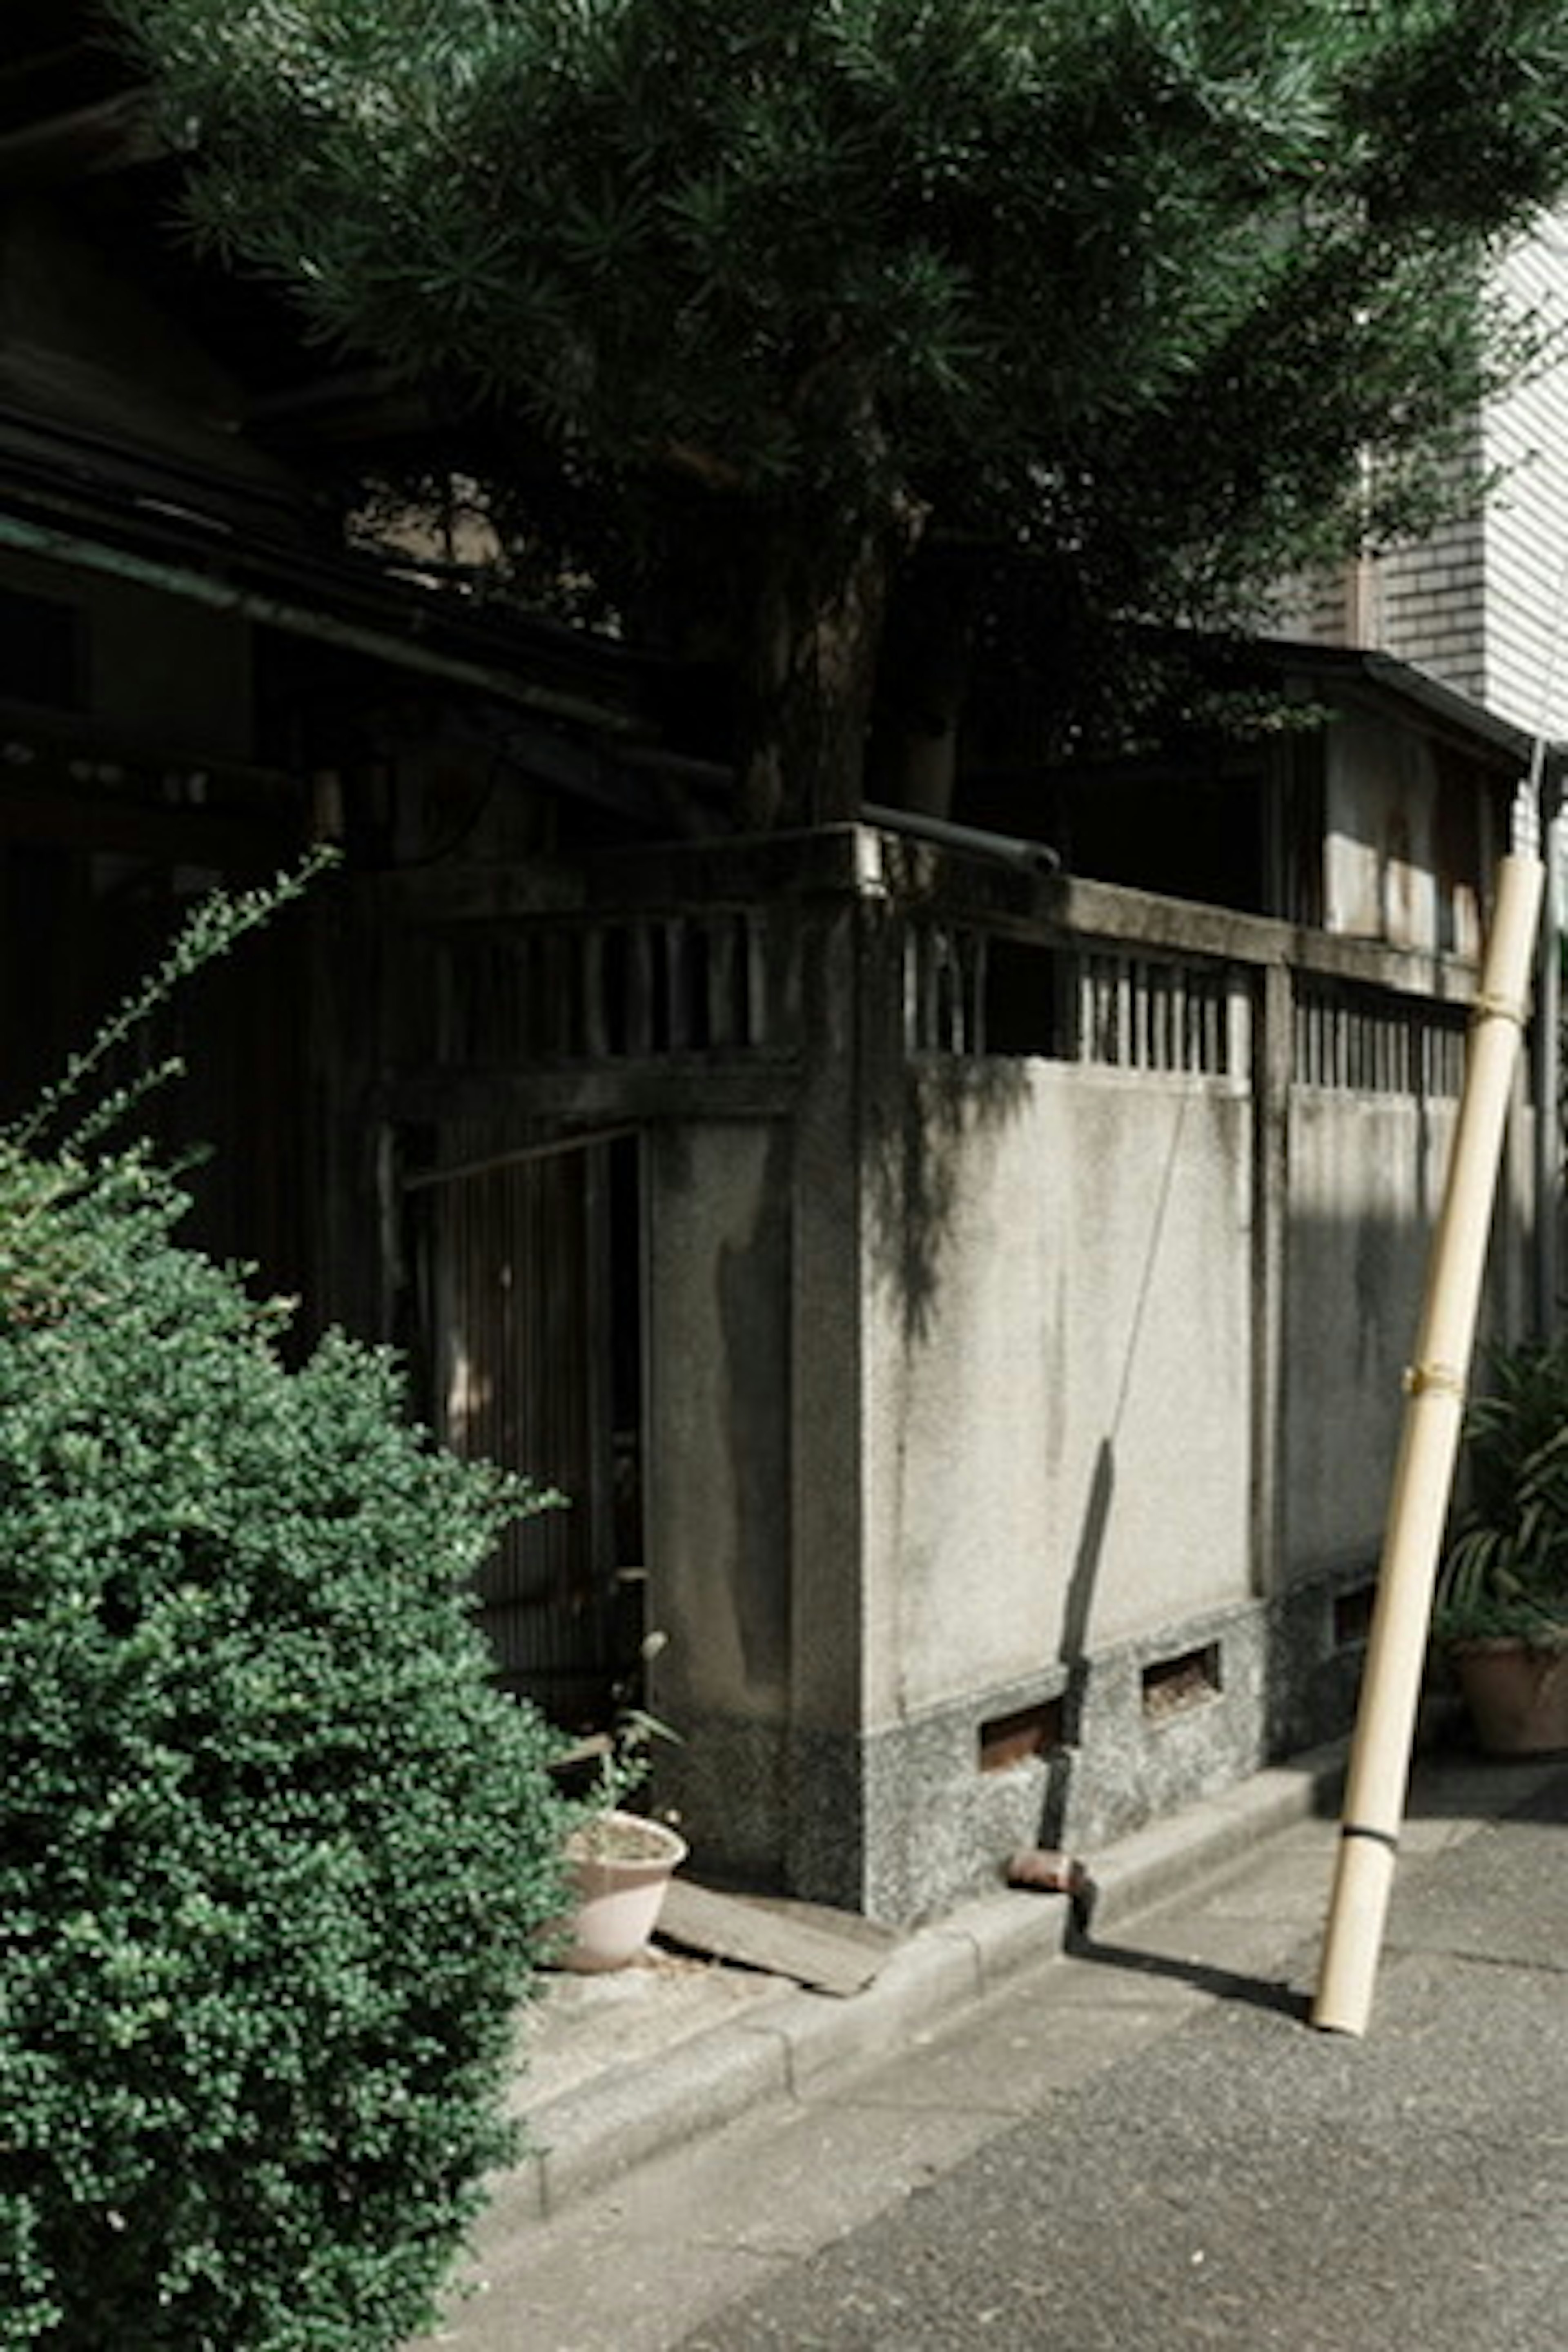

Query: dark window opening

[405,1124,644,1729]
[0,587,84,712]
[982,936,1066,1058]
[1332,1585,1376,1650]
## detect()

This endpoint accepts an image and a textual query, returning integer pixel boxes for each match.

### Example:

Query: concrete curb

[514,1736,1350,2218]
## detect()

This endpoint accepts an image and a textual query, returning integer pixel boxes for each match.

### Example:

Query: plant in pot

[1432,1336,1568,1755]
[557,1662,686,1973]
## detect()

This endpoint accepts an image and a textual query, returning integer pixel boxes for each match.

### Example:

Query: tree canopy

[114,0,1568,822]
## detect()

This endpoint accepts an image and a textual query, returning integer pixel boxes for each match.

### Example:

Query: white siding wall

[1374,492,1488,706]
[1287,214,1568,742]
[1478,218,1568,739]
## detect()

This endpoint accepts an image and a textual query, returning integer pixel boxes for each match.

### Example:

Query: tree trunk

[866,557,976,822]
[737,524,895,832]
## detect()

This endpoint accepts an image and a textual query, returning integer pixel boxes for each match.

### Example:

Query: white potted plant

[1433,1338,1568,1755]
[557,1650,686,1971]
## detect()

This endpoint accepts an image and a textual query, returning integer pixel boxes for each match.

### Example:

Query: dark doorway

[405,1123,644,1730]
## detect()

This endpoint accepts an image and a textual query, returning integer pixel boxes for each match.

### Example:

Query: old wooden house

[2,6,1551,1920]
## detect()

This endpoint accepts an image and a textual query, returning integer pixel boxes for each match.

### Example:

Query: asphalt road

[443,1762,1568,2352]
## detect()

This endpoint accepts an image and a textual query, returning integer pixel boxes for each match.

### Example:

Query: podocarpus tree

[114,1,1568,823]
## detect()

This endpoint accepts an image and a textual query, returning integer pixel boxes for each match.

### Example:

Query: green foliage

[109,2,1568,796]
[1434,1338,1568,1648]
[4,848,335,1160]
[0,878,573,2348]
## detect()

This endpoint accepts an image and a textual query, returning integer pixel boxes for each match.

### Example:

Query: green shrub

[0,1139,571,2348]
[1434,1335,1568,1648]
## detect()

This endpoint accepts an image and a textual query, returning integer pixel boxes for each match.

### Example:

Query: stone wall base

[664,1563,1380,1923]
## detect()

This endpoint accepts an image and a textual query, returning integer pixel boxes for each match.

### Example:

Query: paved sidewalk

[500,1737,1358,2218]
[412,1737,1568,2352]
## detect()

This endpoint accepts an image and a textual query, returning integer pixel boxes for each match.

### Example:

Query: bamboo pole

[1311,851,1543,2038]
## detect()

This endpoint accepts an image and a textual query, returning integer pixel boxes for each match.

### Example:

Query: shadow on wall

[716,1119,793,1695]
[1042,1091,1192,1842]
[862,1053,1030,1347]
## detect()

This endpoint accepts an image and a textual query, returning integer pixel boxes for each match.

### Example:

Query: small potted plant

[1432,1336,1568,1754]
[557,1648,686,1971]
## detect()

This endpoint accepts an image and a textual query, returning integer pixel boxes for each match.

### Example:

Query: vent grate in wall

[1332,1584,1377,1650]
[1141,1642,1222,1721]
[978,1697,1064,1772]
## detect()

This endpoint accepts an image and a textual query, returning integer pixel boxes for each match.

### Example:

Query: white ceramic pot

[560,1811,688,1972]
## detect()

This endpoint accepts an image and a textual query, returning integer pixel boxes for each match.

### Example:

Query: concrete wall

[1284,1091,1457,1577]
[862,1065,1253,1720]
[558,842,1541,1924]
[832,1042,1529,1916]
[641,933,1534,1918]
[645,1119,796,1880]
[831,1059,1256,1919]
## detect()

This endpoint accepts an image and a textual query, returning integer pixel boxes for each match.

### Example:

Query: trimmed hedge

[0,1144,570,2349]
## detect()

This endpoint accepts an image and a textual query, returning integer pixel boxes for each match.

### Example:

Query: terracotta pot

[559,1811,687,1973]
[1452,1639,1568,1756]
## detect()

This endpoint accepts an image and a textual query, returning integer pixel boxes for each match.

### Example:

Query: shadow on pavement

[1064,1919,1310,2020]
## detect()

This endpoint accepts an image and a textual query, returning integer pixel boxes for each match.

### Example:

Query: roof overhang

[1248,633,1564,783]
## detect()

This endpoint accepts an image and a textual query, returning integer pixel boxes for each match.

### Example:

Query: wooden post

[1312,852,1543,2038]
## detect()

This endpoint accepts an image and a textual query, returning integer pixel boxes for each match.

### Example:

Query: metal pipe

[862,800,1062,875]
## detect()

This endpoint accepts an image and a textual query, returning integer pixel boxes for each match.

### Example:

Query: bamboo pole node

[1340,1823,1400,1853]
[1400,1361,1465,1399]
[1470,990,1527,1026]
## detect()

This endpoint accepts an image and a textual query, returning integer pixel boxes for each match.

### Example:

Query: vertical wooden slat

[583,1145,617,1604]
[416,1121,622,1713]
[1340,997,1350,1089]
[1222,973,1245,1078]
[710,916,738,1048]
[947,931,965,1054]
[664,917,690,1052]
[971,930,989,1058]
[921,927,939,1052]
[745,910,768,1046]
[628,922,655,1057]
[900,927,918,1053]
[1114,955,1131,1068]
[584,927,608,1058]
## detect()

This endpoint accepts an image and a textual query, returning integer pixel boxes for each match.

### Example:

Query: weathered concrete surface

[864,1065,1255,1705]
[634,832,1536,1924]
